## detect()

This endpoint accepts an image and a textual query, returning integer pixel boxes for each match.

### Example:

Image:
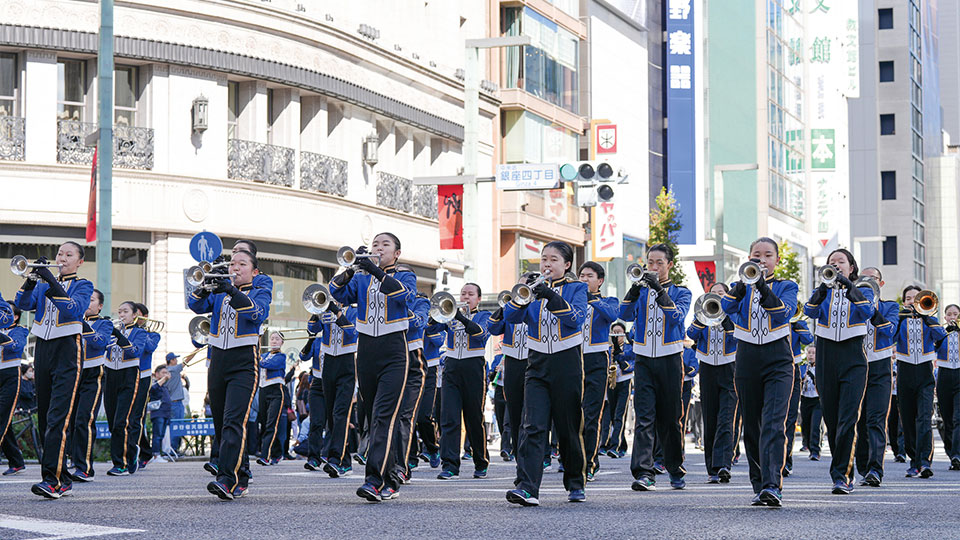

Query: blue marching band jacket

[721,279,797,346]
[16,272,93,341]
[488,310,529,360]
[686,319,737,366]
[330,264,417,337]
[0,324,28,370]
[259,350,286,387]
[306,306,359,356]
[620,281,691,358]
[106,324,148,370]
[612,329,637,382]
[405,295,430,353]
[81,316,114,370]
[683,347,699,381]
[583,294,620,355]
[0,292,12,328]
[444,309,492,359]
[865,300,898,362]
[896,312,946,365]
[804,285,875,342]
[299,337,324,379]
[937,328,960,370]
[188,283,272,350]
[139,331,161,378]
[503,276,588,355]
[790,320,814,363]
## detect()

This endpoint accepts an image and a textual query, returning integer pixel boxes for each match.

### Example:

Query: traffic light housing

[560,161,623,207]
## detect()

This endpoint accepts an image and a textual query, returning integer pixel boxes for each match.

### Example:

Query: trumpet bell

[694,293,726,327]
[510,283,534,306]
[497,290,513,308]
[336,246,356,267]
[819,265,838,287]
[915,290,938,316]
[738,261,762,285]
[186,266,206,287]
[626,263,645,284]
[302,283,331,315]
[429,291,460,323]
[9,255,28,277]
[188,315,211,345]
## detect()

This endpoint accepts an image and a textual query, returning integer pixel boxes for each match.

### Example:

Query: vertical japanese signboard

[666,0,696,244]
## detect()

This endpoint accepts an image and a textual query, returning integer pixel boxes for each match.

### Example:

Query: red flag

[85,147,97,243]
[694,261,717,291]
[438,185,464,249]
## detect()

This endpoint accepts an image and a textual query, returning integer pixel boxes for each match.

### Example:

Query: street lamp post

[711,163,758,283]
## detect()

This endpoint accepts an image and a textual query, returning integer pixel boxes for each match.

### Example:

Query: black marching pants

[937,368,960,460]
[630,353,685,481]
[800,396,822,455]
[581,351,608,474]
[356,332,408,490]
[494,384,510,455]
[391,350,425,483]
[69,366,103,475]
[258,384,283,461]
[888,394,901,456]
[784,364,802,471]
[735,338,793,494]
[502,356,527,461]
[307,377,325,463]
[601,379,631,453]
[322,353,356,467]
[855,359,892,478]
[897,361,935,470]
[816,337,868,484]
[411,364,439,460]
[34,335,82,488]
[128,375,150,470]
[515,347,586,498]
[699,362,737,475]
[439,357,489,475]
[0,368,24,469]
[103,366,139,469]
[208,346,258,491]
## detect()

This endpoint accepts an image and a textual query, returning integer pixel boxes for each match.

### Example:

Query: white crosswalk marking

[0,514,144,540]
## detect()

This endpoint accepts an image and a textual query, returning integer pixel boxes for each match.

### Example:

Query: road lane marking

[0,514,144,540]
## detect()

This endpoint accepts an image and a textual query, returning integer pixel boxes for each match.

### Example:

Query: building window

[0,53,17,116]
[878,8,893,29]
[880,114,895,135]
[227,81,239,139]
[882,236,897,265]
[502,110,579,164]
[57,59,86,121]
[879,61,894,82]
[502,7,579,113]
[267,88,276,144]
[114,65,138,126]
[881,171,896,200]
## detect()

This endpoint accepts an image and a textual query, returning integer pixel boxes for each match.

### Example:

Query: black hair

[945,304,960,315]
[543,241,574,271]
[861,266,883,281]
[611,321,630,344]
[463,282,482,298]
[135,303,149,317]
[902,285,922,300]
[710,282,730,293]
[63,241,85,260]
[20,364,31,376]
[8,303,20,325]
[233,249,259,269]
[647,243,674,262]
[91,289,105,307]
[271,330,285,341]
[234,239,258,255]
[154,364,168,375]
[375,232,402,250]
[578,261,606,281]
[827,248,860,281]
[120,301,138,314]
[749,237,780,257]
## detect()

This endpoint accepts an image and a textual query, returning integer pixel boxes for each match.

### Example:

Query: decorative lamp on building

[192,95,209,134]
[363,133,379,166]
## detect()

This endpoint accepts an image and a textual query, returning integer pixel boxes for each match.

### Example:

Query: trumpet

[302,283,331,315]
[854,276,881,305]
[819,265,838,287]
[10,255,60,279]
[198,260,231,274]
[188,315,211,345]
[510,271,551,306]
[134,316,165,333]
[738,260,763,285]
[609,333,626,338]
[626,263,658,284]
[186,265,237,290]
[336,246,381,268]
[182,345,209,367]
[429,291,467,324]
[606,363,618,390]
[694,293,726,327]
[497,290,513,308]
[790,301,804,323]
[914,290,938,317]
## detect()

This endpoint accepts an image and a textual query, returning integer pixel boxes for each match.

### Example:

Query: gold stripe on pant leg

[54,335,83,488]
[377,331,409,488]
[84,368,104,474]
[230,346,260,492]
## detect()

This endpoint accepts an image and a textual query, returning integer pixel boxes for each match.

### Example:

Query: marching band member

[682,344,699,439]
[889,360,905,463]
[437,284,492,480]
[103,302,146,476]
[393,292,430,484]
[601,322,633,459]
[577,262,619,481]
[132,304,161,471]
[854,267,898,486]
[0,299,26,476]
[15,242,93,498]
[783,311,814,477]
[621,244,691,493]
[257,331,286,466]
[686,282,737,484]
[895,285,945,479]
[804,248,874,494]
[799,345,822,460]
[490,351,510,459]
[936,303,960,470]
[411,307,445,469]
[329,233,417,502]
[721,238,798,506]
[504,241,588,507]
[69,290,111,481]
[298,329,325,471]
[189,249,272,500]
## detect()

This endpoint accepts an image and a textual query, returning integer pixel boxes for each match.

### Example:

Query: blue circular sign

[189,231,223,263]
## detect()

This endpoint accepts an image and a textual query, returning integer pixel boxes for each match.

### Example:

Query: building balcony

[376,171,437,220]
[227,139,295,187]
[500,189,584,245]
[0,116,25,162]
[300,151,348,197]
[56,120,155,170]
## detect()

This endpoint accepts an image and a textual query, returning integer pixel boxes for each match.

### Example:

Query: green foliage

[774,242,803,288]
[649,187,687,285]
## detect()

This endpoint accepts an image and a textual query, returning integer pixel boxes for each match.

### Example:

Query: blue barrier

[95,418,216,439]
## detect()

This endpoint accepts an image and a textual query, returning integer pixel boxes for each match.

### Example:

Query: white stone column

[23,50,58,164]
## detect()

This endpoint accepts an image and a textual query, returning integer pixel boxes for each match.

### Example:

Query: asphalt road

[1,439,959,539]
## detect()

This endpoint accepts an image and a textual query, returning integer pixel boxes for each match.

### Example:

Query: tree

[649,186,687,285]
[774,241,803,287]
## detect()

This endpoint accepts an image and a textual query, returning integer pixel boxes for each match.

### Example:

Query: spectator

[17,364,35,412]
[148,365,173,463]
[164,353,187,451]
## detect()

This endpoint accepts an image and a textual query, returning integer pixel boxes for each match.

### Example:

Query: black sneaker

[669,476,686,490]
[894,454,906,463]
[437,470,458,480]
[568,489,585,502]
[861,470,881,487]
[832,480,854,494]
[759,487,782,507]
[905,467,920,478]
[203,462,219,476]
[255,458,270,466]
[232,485,248,498]
[31,481,61,499]
[631,477,656,491]
[586,471,596,482]
[106,466,128,476]
[782,467,791,478]
[920,467,934,478]
[2,465,25,476]
[506,488,540,507]
[750,493,764,506]
[380,486,399,500]
[304,459,323,471]
[809,454,820,461]
[473,469,487,479]
[707,475,720,484]
[323,462,342,478]
[951,457,960,470]
[207,481,234,501]
[718,467,732,483]
[70,469,94,482]
[356,482,381,502]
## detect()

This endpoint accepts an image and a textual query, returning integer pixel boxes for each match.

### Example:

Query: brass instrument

[914,290,938,317]
[497,290,513,308]
[694,293,726,327]
[738,261,763,285]
[609,333,626,338]
[134,316,165,333]
[188,316,211,344]
[10,255,59,279]
[336,246,381,268]
[626,263,658,284]
[854,276,881,306]
[429,291,467,324]
[510,271,551,306]
[818,265,838,287]
[186,265,237,291]
[606,363,619,390]
[198,260,231,274]
[182,345,208,367]
[263,328,319,340]
[302,283,331,315]
[789,301,804,323]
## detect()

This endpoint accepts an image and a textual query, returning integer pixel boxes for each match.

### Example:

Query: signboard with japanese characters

[496,163,561,191]
[666,0,696,244]
[811,128,836,170]
[595,123,617,155]
[592,201,622,261]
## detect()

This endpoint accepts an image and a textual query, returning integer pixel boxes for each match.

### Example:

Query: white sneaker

[151,455,168,464]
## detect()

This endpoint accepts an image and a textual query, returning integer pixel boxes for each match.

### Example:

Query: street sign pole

[97,0,114,310]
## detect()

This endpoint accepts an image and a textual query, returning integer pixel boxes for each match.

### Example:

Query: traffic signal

[559,161,623,207]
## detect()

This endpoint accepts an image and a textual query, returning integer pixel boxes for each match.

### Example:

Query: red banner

[85,147,98,243]
[694,260,717,291]
[438,185,464,249]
